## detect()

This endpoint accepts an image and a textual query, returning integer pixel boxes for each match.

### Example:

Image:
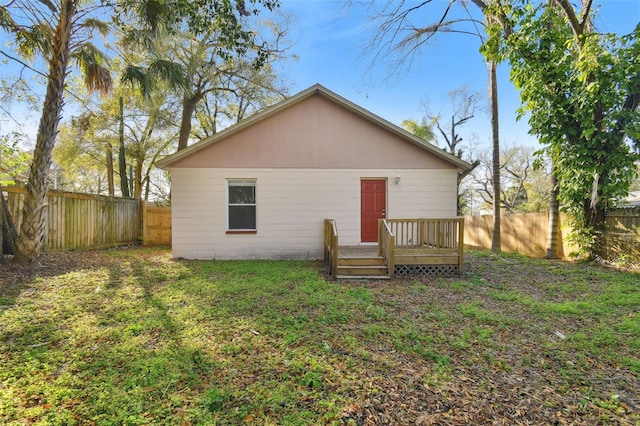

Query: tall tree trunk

[118,96,129,197]
[14,0,76,263]
[545,164,560,258]
[489,60,501,253]
[134,158,143,199]
[106,143,115,196]
[177,95,200,151]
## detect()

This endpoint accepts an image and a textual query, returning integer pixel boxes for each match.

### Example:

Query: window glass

[228,180,256,230]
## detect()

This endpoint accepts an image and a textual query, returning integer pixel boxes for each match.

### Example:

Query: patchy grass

[0,248,639,425]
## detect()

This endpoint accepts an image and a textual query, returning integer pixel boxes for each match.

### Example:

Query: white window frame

[227,179,257,231]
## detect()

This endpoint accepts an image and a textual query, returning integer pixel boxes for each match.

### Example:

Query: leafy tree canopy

[483,0,640,257]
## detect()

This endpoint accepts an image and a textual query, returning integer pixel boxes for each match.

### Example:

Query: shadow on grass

[1,248,639,424]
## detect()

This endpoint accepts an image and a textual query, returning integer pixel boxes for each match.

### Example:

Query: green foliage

[0,135,30,185]
[483,1,640,258]
[400,117,436,143]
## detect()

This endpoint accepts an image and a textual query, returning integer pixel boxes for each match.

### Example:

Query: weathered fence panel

[464,212,576,259]
[3,186,141,251]
[603,208,640,261]
[464,210,639,261]
[142,203,172,246]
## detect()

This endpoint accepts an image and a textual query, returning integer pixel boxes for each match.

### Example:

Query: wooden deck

[324,218,464,280]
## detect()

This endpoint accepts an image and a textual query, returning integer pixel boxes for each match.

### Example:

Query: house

[156,84,471,276]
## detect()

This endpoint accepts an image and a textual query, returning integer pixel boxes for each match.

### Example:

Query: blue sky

[1,1,638,153]
[275,0,640,151]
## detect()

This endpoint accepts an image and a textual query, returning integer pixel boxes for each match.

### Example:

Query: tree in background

[366,0,503,252]
[190,58,289,139]
[1,0,112,263]
[1,0,281,262]
[120,4,286,151]
[485,0,640,258]
[471,145,551,215]
[0,134,30,186]
[54,77,178,200]
[400,118,436,144]
[425,86,482,214]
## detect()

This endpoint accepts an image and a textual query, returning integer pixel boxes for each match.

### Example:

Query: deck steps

[336,274,390,281]
[336,251,389,280]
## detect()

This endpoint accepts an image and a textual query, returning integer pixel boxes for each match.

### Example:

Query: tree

[56,76,179,200]
[53,121,111,194]
[471,145,550,214]
[400,118,436,143]
[0,134,30,186]
[425,86,482,214]
[367,0,503,251]
[190,60,289,139]
[1,0,112,263]
[426,87,481,157]
[485,0,640,258]
[120,4,286,151]
[1,0,281,262]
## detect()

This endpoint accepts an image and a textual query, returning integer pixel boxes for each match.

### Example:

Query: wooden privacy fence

[142,204,172,246]
[464,213,573,258]
[603,208,640,261]
[464,210,639,260]
[3,186,141,251]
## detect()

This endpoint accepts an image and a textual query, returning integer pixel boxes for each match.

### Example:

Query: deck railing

[384,218,463,249]
[380,218,465,273]
[324,219,339,278]
[378,219,396,278]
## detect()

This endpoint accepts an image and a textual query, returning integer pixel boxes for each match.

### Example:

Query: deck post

[378,219,383,256]
[388,234,395,279]
[324,219,329,263]
[458,218,465,274]
[331,234,338,278]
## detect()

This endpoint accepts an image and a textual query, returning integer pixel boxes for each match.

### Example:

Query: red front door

[361,179,386,242]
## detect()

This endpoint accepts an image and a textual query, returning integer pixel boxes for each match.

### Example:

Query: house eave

[156,84,473,172]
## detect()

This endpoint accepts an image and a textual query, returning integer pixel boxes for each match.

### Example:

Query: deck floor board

[338,245,380,258]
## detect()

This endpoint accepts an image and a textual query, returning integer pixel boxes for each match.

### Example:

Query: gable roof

[156,84,472,171]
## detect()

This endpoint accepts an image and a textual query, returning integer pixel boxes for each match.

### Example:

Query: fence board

[464,212,576,259]
[603,208,640,261]
[464,210,639,261]
[2,186,141,252]
[142,203,172,246]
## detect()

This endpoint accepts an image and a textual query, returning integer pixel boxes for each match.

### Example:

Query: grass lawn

[0,247,639,425]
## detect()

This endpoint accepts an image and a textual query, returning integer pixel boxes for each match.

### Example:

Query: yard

[0,248,639,425]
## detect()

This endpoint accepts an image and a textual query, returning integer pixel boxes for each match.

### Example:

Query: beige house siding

[168,95,456,170]
[171,168,457,260]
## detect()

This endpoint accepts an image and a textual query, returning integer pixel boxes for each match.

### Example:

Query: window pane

[229,206,256,229]
[229,185,255,204]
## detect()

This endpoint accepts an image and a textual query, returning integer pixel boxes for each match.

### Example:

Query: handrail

[378,219,395,279]
[324,219,339,279]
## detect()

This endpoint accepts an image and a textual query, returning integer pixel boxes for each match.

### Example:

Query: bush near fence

[464,210,640,261]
